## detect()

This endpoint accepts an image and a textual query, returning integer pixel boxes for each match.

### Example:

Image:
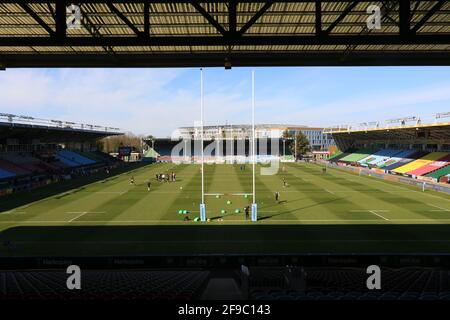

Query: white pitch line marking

[294,175,311,182]
[66,211,105,214]
[95,191,123,194]
[427,204,450,212]
[350,210,390,221]
[1,211,26,215]
[68,212,88,222]
[369,210,390,221]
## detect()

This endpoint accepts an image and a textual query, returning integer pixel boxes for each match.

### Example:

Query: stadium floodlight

[386,116,417,125]
[0,113,16,118]
[435,112,450,120]
[19,115,33,119]
[0,113,16,123]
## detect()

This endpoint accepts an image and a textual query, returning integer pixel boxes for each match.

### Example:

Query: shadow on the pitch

[258,197,345,220]
[0,163,148,213]
[1,224,450,257]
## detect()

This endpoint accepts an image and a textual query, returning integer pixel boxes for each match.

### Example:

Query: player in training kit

[275,191,280,203]
[147,181,151,191]
[130,176,135,185]
[244,206,250,220]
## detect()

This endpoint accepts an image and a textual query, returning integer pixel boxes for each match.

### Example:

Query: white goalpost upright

[251,70,258,222]
[199,68,206,222]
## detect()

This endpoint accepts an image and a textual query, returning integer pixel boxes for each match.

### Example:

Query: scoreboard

[118,146,132,157]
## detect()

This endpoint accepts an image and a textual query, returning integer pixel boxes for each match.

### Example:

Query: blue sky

[1,67,449,136]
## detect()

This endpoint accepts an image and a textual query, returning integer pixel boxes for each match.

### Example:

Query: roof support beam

[411,0,445,33]
[79,5,116,54]
[399,0,411,36]
[238,0,274,35]
[106,3,143,36]
[18,2,55,35]
[324,0,358,35]
[229,1,237,34]
[315,0,322,35]
[55,0,67,38]
[190,1,227,36]
[144,1,150,36]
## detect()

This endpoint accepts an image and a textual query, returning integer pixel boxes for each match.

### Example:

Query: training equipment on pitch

[235,209,240,214]
[178,210,183,214]
[227,200,231,205]
[221,209,226,214]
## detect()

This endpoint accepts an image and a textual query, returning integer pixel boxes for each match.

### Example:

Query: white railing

[0,113,122,134]
[324,112,450,134]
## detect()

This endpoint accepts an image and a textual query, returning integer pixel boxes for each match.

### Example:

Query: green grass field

[1,162,450,256]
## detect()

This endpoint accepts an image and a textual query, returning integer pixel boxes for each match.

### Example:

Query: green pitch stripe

[261,164,374,225]
[317,164,450,221]
[164,163,217,221]
[0,163,174,227]
[74,163,192,223]
[290,164,448,220]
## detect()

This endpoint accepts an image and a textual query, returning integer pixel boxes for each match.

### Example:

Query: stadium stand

[382,151,428,171]
[0,153,50,173]
[338,149,376,163]
[425,165,450,182]
[407,154,450,177]
[0,270,209,300]
[326,118,450,185]
[0,148,126,197]
[56,150,96,167]
[377,149,419,169]
[0,114,124,195]
[392,152,449,174]
[0,168,15,179]
[0,158,30,176]
[357,149,402,167]
[328,150,354,163]
[249,267,450,301]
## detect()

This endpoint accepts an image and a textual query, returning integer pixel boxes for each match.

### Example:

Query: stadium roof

[0,113,123,142]
[178,124,315,129]
[328,121,450,150]
[0,0,449,68]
